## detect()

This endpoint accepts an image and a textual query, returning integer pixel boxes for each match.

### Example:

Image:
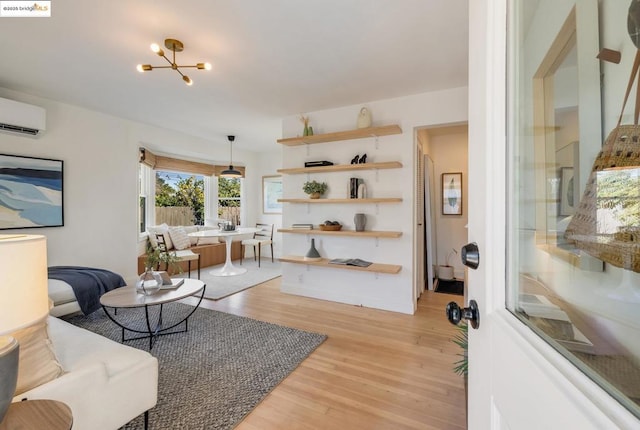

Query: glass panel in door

[506,0,640,418]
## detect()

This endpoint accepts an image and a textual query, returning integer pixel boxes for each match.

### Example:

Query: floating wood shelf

[278,198,402,204]
[279,255,402,274]
[277,124,402,146]
[278,228,402,238]
[277,161,402,175]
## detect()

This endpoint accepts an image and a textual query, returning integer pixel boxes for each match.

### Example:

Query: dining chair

[240,223,274,268]
[155,234,201,279]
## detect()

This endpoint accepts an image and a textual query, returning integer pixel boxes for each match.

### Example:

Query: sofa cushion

[183,226,199,246]
[11,317,64,396]
[147,224,173,250]
[48,279,77,306]
[168,227,191,250]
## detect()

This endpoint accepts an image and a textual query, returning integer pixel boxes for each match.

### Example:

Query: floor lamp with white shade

[0,234,49,423]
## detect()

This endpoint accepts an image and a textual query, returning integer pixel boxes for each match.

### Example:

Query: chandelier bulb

[183,75,193,86]
[150,43,164,57]
[136,64,144,73]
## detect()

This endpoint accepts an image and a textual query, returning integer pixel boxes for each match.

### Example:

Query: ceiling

[0,0,469,153]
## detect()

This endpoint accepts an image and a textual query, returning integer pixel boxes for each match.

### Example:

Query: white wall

[279,88,468,314]
[0,88,280,284]
[246,150,284,258]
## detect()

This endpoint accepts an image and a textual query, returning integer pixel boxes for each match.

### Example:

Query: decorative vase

[438,265,454,280]
[357,183,367,199]
[308,126,314,136]
[303,125,309,136]
[357,107,372,129]
[310,192,321,199]
[136,269,162,295]
[304,238,322,261]
[354,213,366,232]
[0,336,18,423]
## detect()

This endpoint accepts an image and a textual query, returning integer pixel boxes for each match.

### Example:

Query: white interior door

[415,139,426,300]
[424,155,435,291]
[467,0,640,428]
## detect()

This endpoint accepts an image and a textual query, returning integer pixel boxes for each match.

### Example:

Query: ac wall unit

[0,97,46,137]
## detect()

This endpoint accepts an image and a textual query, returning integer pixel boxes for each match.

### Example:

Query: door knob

[461,242,480,269]
[446,300,480,329]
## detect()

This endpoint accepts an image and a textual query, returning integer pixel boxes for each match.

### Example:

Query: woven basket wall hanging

[564,50,640,272]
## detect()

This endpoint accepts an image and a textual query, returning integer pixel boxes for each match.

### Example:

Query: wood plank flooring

[182,278,467,429]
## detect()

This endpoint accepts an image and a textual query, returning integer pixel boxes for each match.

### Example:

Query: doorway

[415,124,469,300]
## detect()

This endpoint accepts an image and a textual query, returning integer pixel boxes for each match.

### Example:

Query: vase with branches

[137,241,182,295]
[438,247,458,280]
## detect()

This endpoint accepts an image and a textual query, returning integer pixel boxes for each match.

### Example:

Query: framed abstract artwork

[0,154,64,229]
[262,175,283,214]
[442,172,462,215]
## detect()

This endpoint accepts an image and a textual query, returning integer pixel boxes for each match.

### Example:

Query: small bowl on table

[318,224,342,231]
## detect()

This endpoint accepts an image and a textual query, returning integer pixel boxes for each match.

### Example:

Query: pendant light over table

[221,135,242,178]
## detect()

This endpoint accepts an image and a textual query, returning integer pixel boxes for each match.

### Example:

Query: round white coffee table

[188,227,257,276]
[100,279,205,349]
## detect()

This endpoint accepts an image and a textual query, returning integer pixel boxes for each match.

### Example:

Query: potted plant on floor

[452,321,468,417]
[303,180,328,199]
[438,248,458,280]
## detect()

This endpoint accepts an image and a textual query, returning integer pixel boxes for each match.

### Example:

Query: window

[138,163,153,234]
[138,147,245,229]
[155,171,205,226]
[217,177,241,226]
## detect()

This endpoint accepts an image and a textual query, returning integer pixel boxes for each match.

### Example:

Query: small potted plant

[303,180,328,199]
[138,241,181,295]
[438,248,458,280]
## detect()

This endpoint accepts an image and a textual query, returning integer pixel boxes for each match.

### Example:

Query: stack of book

[350,178,363,198]
[291,223,313,230]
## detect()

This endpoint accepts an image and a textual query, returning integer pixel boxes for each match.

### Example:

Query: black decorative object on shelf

[304,161,334,167]
[359,153,367,164]
[349,178,363,199]
[350,155,360,164]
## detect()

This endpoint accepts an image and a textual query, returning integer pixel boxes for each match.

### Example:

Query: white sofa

[12,316,158,430]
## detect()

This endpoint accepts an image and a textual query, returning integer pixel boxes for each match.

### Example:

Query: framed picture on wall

[442,172,462,215]
[0,153,64,229]
[262,175,283,214]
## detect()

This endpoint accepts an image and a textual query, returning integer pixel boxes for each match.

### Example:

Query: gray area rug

[185,259,281,300]
[63,302,326,429]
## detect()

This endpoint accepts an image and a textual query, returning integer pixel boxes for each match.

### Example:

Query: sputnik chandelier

[136,38,211,86]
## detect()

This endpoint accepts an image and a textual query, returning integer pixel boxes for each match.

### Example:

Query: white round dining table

[188,227,258,276]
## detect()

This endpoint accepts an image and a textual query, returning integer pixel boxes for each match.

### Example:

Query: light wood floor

[183,278,466,430]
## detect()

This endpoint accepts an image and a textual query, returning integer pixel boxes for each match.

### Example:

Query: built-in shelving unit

[278,198,402,204]
[277,124,402,146]
[279,256,402,274]
[279,122,403,280]
[278,228,402,238]
[277,161,402,175]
